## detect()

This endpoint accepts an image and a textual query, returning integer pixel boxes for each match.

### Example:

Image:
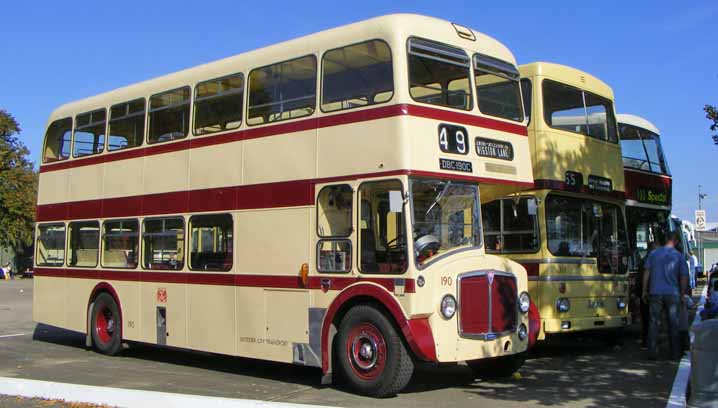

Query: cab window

[359,180,407,274]
[317,185,353,273]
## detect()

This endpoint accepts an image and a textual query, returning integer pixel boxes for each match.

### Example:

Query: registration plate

[587,299,604,309]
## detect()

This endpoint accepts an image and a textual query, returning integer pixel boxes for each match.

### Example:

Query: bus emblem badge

[487,271,495,285]
[157,288,167,303]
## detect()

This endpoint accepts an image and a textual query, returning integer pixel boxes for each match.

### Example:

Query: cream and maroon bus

[481,62,630,341]
[33,14,536,396]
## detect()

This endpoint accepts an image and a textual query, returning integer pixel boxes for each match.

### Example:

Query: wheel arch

[86,282,124,342]
[320,282,436,374]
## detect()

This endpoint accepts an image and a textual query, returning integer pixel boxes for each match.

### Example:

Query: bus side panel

[104,156,142,200]
[65,278,98,332]
[188,141,242,191]
[188,285,236,355]
[69,165,103,204]
[235,208,311,363]
[143,150,189,195]
[37,170,69,206]
[244,130,317,185]
[140,282,187,348]
[34,276,66,328]
[111,280,141,341]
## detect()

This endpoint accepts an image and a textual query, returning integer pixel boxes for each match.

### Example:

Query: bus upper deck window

[73,109,106,158]
[108,99,145,151]
[148,87,191,144]
[194,73,244,135]
[408,38,472,111]
[43,118,72,163]
[247,55,317,125]
[473,53,523,122]
[321,40,393,112]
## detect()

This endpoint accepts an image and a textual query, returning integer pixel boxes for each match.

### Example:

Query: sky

[2,0,716,222]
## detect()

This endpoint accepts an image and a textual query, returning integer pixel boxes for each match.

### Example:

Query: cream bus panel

[37,171,69,206]
[143,151,190,195]
[140,282,187,348]
[34,277,66,328]
[104,157,143,199]
[317,118,405,178]
[65,278,97,332]
[244,130,317,185]
[188,285,236,355]
[69,165,104,202]
[237,208,310,275]
[189,141,243,189]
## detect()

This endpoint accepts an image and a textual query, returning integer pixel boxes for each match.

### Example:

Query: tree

[0,109,37,254]
[705,104,718,144]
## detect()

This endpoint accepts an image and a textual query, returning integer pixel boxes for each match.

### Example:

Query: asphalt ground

[0,279,683,407]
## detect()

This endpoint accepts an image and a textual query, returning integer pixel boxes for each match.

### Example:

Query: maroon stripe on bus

[623,168,672,202]
[33,267,415,293]
[533,179,625,200]
[36,169,532,222]
[39,104,527,174]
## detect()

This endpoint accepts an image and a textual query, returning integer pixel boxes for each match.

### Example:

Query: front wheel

[336,305,414,397]
[467,353,526,379]
[90,293,122,355]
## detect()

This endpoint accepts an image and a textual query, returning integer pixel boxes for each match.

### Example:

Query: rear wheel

[90,293,122,356]
[467,353,526,379]
[336,305,414,397]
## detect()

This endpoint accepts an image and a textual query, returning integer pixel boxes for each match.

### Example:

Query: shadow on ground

[32,323,676,407]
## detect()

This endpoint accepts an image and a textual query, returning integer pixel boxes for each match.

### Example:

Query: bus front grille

[459,271,517,339]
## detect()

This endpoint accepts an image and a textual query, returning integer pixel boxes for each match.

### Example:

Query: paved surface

[0,279,682,407]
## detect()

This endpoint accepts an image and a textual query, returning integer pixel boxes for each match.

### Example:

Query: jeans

[689,269,696,290]
[647,294,681,358]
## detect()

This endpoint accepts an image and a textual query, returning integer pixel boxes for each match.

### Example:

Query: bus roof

[47,13,517,123]
[616,113,661,136]
[519,62,614,100]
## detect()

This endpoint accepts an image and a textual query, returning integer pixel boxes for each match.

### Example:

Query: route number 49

[438,124,469,155]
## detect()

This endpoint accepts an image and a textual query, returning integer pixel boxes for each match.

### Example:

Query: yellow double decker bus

[481,62,629,341]
[33,14,537,397]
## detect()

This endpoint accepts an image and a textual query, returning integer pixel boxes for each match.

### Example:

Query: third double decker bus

[482,62,630,341]
[33,14,536,397]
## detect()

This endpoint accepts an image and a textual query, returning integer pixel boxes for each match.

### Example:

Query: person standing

[642,232,689,360]
[688,250,698,290]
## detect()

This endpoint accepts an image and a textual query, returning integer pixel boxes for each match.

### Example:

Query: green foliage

[0,109,37,251]
[705,104,718,144]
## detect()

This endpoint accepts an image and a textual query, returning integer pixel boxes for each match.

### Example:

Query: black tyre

[467,352,526,379]
[90,292,122,355]
[336,305,414,397]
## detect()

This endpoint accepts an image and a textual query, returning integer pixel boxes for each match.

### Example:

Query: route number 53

[438,124,470,155]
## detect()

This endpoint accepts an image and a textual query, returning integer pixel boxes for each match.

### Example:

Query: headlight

[440,294,457,319]
[518,323,528,340]
[556,297,570,313]
[519,292,530,313]
[616,297,627,310]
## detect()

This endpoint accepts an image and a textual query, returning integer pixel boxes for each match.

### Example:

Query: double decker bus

[617,114,672,288]
[33,14,537,397]
[481,62,629,341]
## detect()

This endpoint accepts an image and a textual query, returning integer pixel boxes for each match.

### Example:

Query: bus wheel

[467,352,526,379]
[336,305,414,397]
[90,293,122,356]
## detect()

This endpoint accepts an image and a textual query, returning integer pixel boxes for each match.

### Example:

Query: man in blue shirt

[642,232,689,359]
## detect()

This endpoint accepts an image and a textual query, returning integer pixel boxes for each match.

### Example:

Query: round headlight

[616,297,627,310]
[517,323,528,340]
[556,297,571,313]
[519,292,531,313]
[441,294,457,319]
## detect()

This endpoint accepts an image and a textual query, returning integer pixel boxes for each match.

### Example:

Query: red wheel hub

[95,306,115,344]
[346,323,387,380]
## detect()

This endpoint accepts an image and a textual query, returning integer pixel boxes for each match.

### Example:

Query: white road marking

[0,376,332,408]
[0,333,27,339]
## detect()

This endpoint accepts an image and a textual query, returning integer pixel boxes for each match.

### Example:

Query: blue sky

[2,0,716,222]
